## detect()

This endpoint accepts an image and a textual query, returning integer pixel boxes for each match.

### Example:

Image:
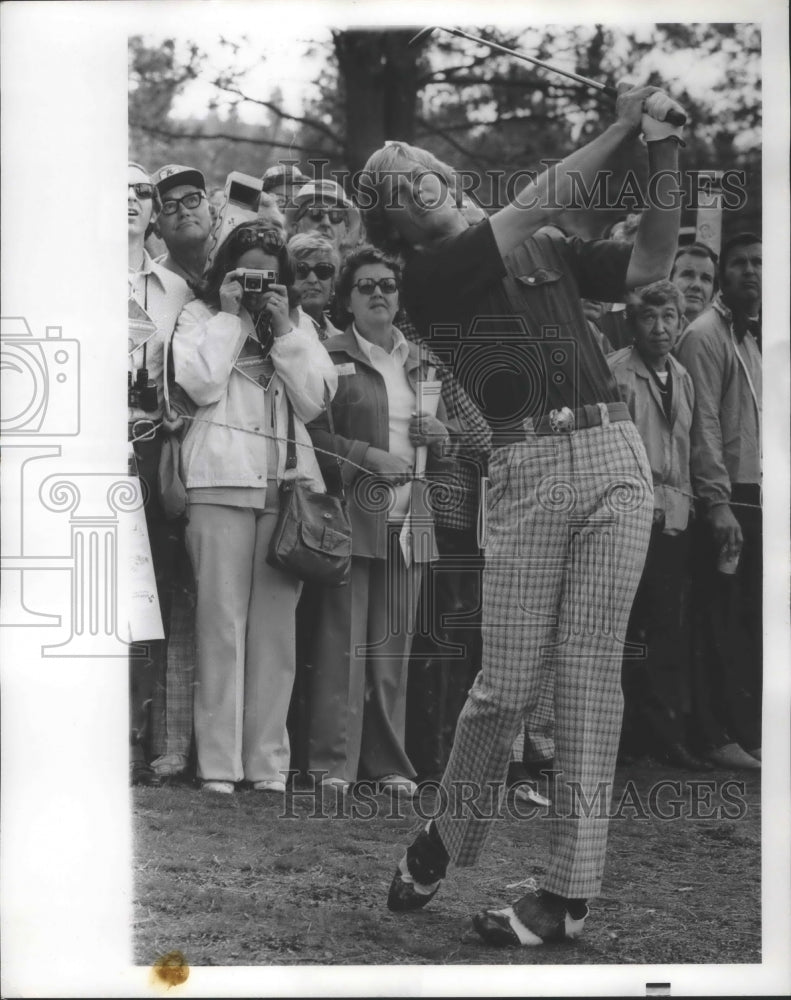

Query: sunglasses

[295,261,336,281]
[299,206,348,225]
[160,190,207,216]
[231,227,285,253]
[352,277,398,295]
[128,182,155,200]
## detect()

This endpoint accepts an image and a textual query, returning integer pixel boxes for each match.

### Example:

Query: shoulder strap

[163,327,175,414]
[284,385,346,499]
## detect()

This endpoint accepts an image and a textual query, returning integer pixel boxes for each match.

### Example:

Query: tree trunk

[333,30,420,175]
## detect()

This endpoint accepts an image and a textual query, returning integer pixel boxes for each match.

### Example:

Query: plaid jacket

[398,309,492,530]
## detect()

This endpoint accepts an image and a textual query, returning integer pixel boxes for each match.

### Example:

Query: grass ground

[134,760,760,968]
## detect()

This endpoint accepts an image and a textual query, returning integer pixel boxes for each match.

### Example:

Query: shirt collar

[352,323,410,366]
[136,249,156,277]
[712,292,761,346]
[130,249,167,291]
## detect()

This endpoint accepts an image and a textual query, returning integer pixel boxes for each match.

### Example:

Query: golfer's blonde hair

[358,141,458,253]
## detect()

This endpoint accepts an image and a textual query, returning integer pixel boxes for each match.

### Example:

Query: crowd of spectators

[127,152,762,798]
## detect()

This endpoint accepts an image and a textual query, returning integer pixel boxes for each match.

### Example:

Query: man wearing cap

[262,162,310,211]
[291,178,360,256]
[359,81,685,948]
[153,164,213,286]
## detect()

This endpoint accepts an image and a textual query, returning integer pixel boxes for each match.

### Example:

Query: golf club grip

[602,84,687,126]
[664,108,687,127]
[603,84,687,126]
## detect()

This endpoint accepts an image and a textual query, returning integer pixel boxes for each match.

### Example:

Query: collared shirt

[609,346,693,533]
[129,250,192,421]
[156,250,206,288]
[352,323,414,520]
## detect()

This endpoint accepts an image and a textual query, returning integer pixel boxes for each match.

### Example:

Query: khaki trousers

[186,503,301,783]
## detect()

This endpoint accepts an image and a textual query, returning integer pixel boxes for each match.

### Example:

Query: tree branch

[211,81,341,143]
[415,109,561,136]
[414,116,503,168]
[129,119,339,155]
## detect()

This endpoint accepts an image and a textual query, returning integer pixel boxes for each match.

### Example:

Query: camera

[127,367,159,413]
[0,318,80,435]
[205,171,263,273]
[238,268,278,293]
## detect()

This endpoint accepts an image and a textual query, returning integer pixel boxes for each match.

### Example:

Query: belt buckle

[548,406,575,433]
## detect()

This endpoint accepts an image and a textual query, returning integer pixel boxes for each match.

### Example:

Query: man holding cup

[675,233,762,769]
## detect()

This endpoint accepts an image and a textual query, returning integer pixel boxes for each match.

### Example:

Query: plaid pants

[511,668,555,763]
[435,415,653,898]
[150,542,196,759]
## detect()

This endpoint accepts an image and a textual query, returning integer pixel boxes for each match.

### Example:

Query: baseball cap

[153,164,207,197]
[262,163,310,192]
[293,179,353,212]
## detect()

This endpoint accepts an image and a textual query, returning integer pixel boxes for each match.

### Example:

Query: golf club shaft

[446,26,612,95]
[412,26,686,127]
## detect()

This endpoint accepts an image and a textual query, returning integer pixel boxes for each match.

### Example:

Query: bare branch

[415,116,502,168]
[211,81,341,143]
[415,110,560,136]
[129,119,339,155]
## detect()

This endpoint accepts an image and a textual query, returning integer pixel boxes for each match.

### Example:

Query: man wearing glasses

[291,179,360,257]
[153,164,213,286]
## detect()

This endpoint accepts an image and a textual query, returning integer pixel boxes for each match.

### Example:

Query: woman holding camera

[172,221,337,794]
[306,245,456,798]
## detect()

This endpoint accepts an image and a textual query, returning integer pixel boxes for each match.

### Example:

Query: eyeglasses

[352,277,398,295]
[128,183,155,200]
[295,261,336,281]
[230,227,285,254]
[160,191,207,215]
[299,206,348,225]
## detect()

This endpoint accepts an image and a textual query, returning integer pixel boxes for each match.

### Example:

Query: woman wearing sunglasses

[287,233,342,341]
[172,221,337,795]
[306,245,456,798]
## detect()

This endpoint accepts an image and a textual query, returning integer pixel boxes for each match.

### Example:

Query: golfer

[358,81,686,947]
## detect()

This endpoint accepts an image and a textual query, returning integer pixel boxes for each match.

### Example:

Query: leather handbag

[266,387,352,586]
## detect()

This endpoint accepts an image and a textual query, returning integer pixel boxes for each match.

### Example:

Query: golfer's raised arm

[490,82,685,260]
[625,137,684,289]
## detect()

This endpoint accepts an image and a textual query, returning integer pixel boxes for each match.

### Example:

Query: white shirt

[352,324,415,521]
[128,250,193,420]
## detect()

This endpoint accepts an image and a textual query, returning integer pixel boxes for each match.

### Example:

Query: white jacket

[173,300,337,492]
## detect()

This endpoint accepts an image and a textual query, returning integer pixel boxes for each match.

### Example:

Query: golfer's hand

[615,81,661,135]
[641,91,686,143]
